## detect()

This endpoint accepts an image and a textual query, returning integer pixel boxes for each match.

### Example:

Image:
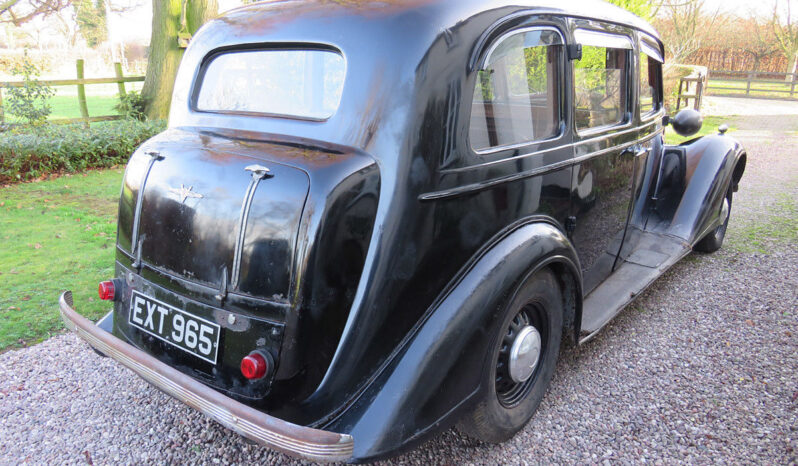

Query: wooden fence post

[791,73,796,98]
[745,72,752,96]
[695,73,704,111]
[114,62,126,97]
[0,87,4,125]
[76,59,90,127]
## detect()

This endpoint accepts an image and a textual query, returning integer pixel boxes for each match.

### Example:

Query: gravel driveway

[1,97,796,464]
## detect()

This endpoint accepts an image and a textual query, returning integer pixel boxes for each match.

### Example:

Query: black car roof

[216,0,661,43]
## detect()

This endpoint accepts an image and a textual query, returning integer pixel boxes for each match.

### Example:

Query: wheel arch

[324,218,583,462]
[731,151,746,192]
[662,135,746,244]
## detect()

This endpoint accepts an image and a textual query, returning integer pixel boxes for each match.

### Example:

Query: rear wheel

[458,269,562,443]
[694,186,733,253]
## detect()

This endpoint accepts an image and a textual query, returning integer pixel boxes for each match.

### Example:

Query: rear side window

[470,28,563,152]
[573,30,632,131]
[195,49,346,120]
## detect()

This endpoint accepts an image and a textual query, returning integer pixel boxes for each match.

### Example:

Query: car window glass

[573,31,631,131]
[639,52,662,115]
[470,29,562,151]
[195,49,346,120]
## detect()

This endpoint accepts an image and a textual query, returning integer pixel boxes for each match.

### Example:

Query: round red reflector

[241,352,268,380]
[98,280,115,301]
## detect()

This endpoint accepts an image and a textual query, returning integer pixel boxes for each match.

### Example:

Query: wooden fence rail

[0,59,145,126]
[707,69,798,99]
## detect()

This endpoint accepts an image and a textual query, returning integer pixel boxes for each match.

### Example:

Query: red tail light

[98,280,115,301]
[241,351,270,380]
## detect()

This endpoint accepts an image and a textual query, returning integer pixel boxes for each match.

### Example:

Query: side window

[470,28,563,152]
[573,30,632,131]
[639,40,663,116]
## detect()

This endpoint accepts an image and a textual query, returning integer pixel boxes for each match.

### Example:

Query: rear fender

[658,134,745,243]
[326,219,581,462]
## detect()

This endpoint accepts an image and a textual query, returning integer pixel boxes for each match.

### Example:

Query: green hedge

[0,119,165,183]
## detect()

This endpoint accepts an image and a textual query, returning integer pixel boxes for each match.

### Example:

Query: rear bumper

[58,291,354,463]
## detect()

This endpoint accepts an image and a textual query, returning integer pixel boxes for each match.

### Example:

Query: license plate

[128,290,220,364]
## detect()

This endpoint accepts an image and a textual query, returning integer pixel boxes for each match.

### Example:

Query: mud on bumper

[58,291,353,463]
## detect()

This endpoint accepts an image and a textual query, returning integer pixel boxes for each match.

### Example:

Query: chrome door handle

[623,145,648,158]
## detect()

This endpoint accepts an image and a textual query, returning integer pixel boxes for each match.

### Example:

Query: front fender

[664,134,745,243]
[326,219,581,462]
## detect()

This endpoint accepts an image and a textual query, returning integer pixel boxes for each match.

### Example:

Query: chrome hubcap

[720,197,730,222]
[508,325,542,383]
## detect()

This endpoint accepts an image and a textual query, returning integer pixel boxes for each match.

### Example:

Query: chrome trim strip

[420,128,662,201]
[449,118,660,174]
[131,151,164,256]
[230,168,271,289]
[641,107,666,123]
[640,36,664,63]
[483,26,565,68]
[58,292,354,462]
[574,28,634,49]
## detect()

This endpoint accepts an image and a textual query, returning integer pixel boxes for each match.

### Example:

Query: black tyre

[458,269,562,443]
[694,186,733,253]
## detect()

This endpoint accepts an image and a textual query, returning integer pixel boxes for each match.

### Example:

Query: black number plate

[128,290,220,364]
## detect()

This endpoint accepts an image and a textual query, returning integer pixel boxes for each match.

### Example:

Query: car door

[567,26,645,294]
[616,34,667,262]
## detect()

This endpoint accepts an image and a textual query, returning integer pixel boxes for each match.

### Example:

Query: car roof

[217,0,660,43]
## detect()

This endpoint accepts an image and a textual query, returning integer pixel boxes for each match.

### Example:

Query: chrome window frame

[639,36,665,122]
[572,28,635,137]
[469,25,567,155]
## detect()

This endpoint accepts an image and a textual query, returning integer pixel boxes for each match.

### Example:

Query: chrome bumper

[58,291,353,462]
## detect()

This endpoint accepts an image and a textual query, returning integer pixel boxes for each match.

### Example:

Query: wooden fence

[676,72,706,111]
[707,69,798,99]
[0,59,144,125]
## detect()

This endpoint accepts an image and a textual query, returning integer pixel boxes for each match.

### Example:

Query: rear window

[195,49,346,120]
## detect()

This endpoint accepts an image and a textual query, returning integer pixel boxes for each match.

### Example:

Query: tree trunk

[789,53,798,83]
[141,0,217,120]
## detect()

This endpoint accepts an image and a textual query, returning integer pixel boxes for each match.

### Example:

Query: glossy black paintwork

[106,0,745,461]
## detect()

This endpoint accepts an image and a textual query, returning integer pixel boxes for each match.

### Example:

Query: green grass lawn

[4,95,120,123]
[665,115,734,145]
[0,168,123,351]
[3,82,143,123]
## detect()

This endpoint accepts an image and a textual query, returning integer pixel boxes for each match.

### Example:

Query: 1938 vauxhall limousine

[58,0,746,462]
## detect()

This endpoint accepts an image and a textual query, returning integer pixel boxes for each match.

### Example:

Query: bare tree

[0,0,71,26]
[772,0,798,79]
[744,16,780,71]
[657,0,721,63]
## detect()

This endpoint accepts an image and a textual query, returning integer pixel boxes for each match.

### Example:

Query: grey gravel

[1,96,797,465]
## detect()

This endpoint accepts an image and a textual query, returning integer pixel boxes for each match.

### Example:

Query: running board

[579,233,690,344]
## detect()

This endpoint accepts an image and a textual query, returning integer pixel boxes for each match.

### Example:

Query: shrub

[114,90,148,121]
[5,53,56,126]
[0,50,54,75]
[0,119,166,183]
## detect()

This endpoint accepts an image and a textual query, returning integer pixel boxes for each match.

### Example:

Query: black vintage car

[59,0,746,462]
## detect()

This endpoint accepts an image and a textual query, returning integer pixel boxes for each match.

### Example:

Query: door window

[639,40,663,116]
[573,30,632,131]
[470,28,563,151]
